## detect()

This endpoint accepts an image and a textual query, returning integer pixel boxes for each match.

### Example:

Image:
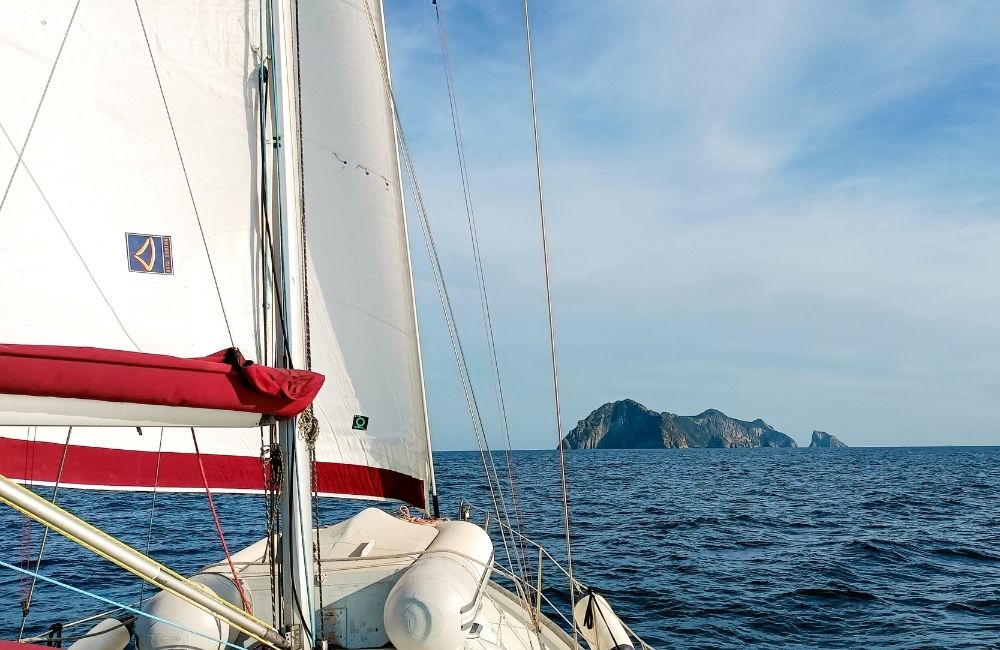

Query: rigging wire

[267,0,319,635]
[309,443,327,642]
[432,0,531,591]
[0,560,252,650]
[0,479,278,647]
[0,0,82,215]
[133,0,235,349]
[190,429,253,613]
[17,428,72,641]
[256,2,285,632]
[27,618,134,644]
[521,0,578,643]
[289,1,327,638]
[0,11,139,350]
[137,428,164,607]
[17,428,37,625]
[358,0,520,576]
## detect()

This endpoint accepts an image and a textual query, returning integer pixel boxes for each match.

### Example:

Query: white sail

[295,0,434,507]
[0,0,279,489]
[0,0,263,357]
[0,0,432,507]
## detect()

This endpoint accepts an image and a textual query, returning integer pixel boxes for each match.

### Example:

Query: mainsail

[0,0,433,508]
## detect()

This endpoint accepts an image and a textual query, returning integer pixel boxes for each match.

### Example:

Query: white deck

[197,508,576,650]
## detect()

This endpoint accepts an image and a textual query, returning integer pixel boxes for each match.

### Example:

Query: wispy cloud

[386,1,1000,448]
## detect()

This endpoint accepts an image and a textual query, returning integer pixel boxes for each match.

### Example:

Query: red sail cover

[0,345,426,506]
[0,344,324,420]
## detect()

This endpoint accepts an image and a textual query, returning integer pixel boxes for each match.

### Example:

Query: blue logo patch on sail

[126,233,173,275]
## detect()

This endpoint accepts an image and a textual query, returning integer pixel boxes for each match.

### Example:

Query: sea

[2,447,999,649]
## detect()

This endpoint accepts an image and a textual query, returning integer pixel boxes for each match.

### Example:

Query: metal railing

[466,503,656,650]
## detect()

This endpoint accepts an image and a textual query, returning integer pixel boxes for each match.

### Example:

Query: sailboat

[0,1,652,649]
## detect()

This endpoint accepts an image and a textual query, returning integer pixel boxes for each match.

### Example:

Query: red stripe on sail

[0,345,324,420]
[0,438,425,508]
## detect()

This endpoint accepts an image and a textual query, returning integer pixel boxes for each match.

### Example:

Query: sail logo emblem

[126,233,173,275]
[352,415,369,431]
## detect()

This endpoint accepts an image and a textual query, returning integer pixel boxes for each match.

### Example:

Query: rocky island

[808,430,847,448]
[560,399,847,449]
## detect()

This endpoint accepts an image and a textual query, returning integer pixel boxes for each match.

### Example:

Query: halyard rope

[396,505,440,527]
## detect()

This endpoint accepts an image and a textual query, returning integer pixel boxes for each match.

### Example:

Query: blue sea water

[2,447,1000,648]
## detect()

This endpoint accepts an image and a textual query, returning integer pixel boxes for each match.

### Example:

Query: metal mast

[266,1,316,648]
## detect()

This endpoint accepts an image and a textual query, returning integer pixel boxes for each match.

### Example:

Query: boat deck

[196,508,576,650]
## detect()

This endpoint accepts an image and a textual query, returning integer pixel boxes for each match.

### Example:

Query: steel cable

[521,1,579,645]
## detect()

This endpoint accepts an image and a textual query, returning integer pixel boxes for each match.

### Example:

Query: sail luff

[375,0,439,514]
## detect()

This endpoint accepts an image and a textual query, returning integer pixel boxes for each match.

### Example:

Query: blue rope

[0,560,246,650]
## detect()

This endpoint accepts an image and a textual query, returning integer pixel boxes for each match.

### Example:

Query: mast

[267,1,315,648]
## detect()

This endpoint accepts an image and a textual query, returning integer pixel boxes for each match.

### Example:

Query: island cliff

[560,399,802,449]
[808,430,848,448]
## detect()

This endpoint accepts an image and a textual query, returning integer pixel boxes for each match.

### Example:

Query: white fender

[383,520,494,650]
[573,591,634,650]
[67,618,131,650]
[136,573,249,650]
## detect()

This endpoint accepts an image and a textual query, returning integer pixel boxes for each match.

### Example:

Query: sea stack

[808,430,847,448]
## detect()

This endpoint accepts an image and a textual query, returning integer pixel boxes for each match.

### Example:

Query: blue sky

[383,1,1000,449]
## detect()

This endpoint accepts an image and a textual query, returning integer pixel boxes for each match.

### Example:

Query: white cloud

[386,1,1000,448]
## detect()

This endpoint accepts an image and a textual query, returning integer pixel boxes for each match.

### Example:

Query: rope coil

[395,505,441,527]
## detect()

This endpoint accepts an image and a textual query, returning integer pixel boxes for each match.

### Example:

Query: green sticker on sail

[352,415,369,431]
